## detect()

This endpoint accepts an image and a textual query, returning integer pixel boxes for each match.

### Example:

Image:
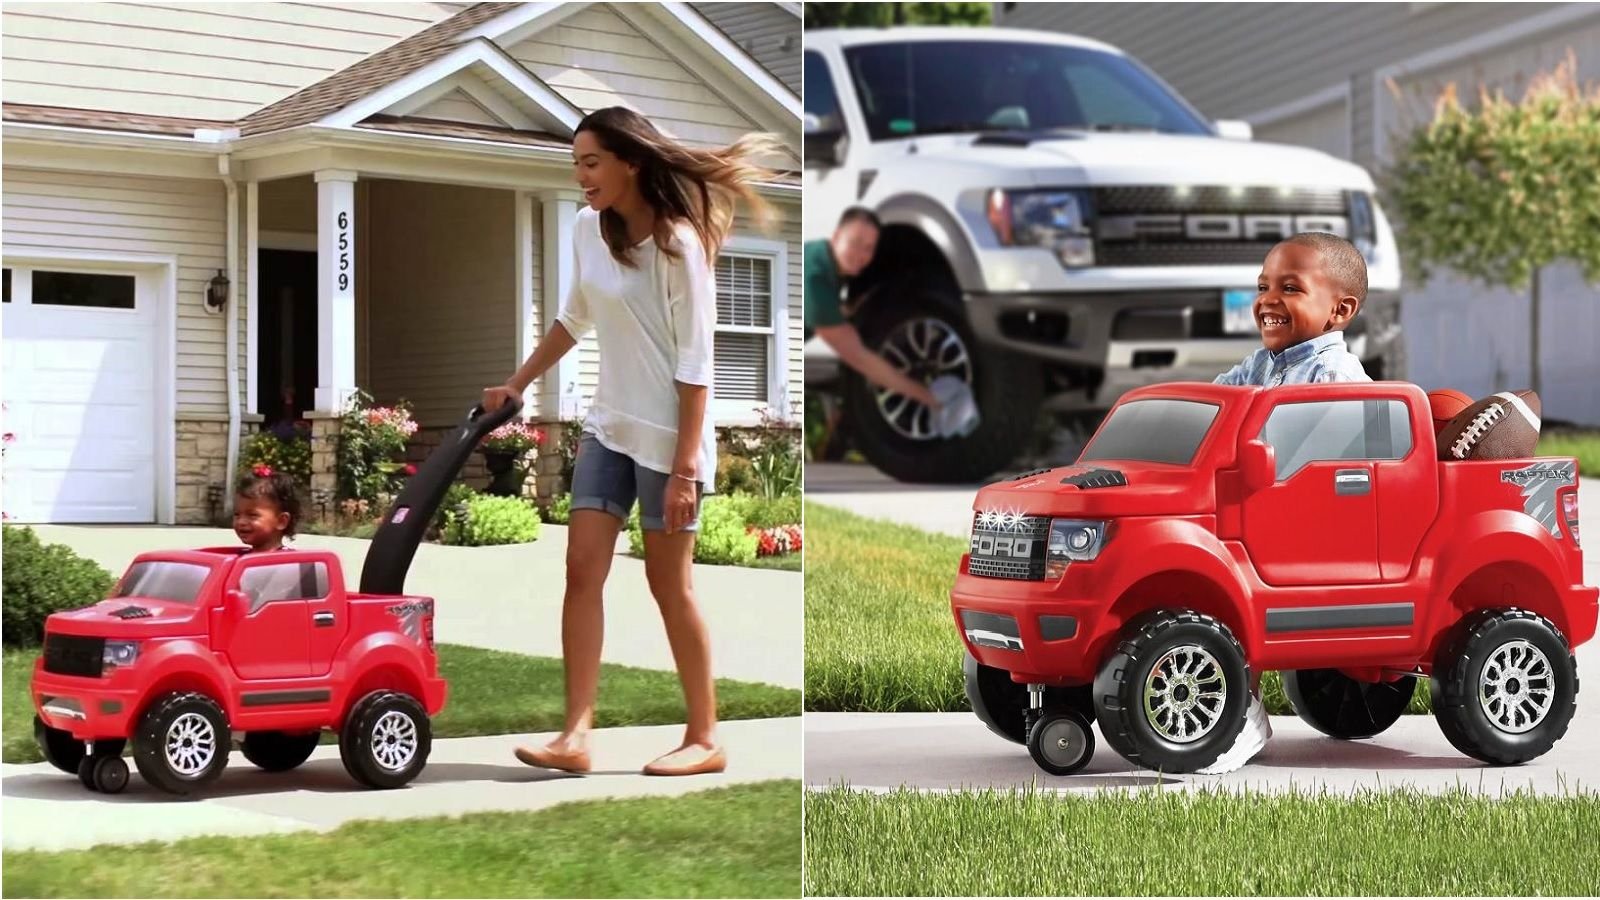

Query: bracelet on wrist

[671,471,697,483]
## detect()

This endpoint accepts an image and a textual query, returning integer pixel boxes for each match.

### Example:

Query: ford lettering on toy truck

[31,400,519,795]
[953,381,1596,775]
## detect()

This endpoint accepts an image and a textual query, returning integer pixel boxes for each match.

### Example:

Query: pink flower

[403,463,418,476]
[253,464,274,477]
[2,433,13,443]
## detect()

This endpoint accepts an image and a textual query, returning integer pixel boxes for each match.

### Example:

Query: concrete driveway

[28,523,802,689]
[3,717,800,851]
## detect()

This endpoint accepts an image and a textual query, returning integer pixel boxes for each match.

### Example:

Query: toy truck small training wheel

[1027,709,1096,775]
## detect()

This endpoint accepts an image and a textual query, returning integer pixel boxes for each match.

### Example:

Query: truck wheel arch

[1098,525,1255,655]
[872,194,985,294]
[338,639,429,723]
[1427,510,1574,641]
[1431,559,1570,657]
[133,642,232,723]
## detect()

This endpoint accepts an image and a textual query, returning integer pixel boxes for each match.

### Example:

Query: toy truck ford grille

[968,513,1051,581]
[43,634,104,678]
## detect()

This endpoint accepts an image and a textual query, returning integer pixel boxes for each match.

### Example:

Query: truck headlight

[987,189,1095,267]
[1046,519,1108,579]
[103,641,140,670]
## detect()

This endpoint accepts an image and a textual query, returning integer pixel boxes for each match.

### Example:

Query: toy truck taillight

[1564,490,1581,546]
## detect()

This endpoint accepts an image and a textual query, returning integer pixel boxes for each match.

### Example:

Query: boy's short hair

[837,206,881,231]
[1282,232,1368,303]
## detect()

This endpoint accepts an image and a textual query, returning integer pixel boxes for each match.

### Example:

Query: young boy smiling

[1204,231,1373,774]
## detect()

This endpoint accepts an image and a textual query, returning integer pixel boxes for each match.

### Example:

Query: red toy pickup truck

[954,382,1595,775]
[32,401,519,795]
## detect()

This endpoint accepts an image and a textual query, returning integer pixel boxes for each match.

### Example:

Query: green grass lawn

[746,553,803,572]
[804,501,1431,714]
[4,644,800,764]
[4,779,800,898]
[1538,428,1600,477]
[805,785,1600,896]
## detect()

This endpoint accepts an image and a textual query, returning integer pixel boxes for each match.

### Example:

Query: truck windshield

[1079,399,1220,466]
[112,561,211,604]
[843,41,1212,141]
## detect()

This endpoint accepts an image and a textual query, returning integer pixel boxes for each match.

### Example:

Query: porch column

[539,189,584,420]
[314,169,358,413]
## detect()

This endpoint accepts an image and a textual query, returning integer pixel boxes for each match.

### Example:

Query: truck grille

[968,513,1051,580]
[43,634,104,678]
[1092,186,1351,267]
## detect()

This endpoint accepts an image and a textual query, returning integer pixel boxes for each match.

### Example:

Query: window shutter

[715,255,772,327]
[713,254,774,402]
[715,332,768,400]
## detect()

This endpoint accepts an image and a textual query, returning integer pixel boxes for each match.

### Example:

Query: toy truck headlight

[102,640,140,670]
[1046,519,1108,579]
[987,189,1095,267]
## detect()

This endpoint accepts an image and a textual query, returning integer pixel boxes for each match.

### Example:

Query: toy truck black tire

[1092,610,1250,773]
[964,651,1093,745]
[132,692,232,795]
[1431,609,1578,765]
[1283,669,1416,740]
[34,715,86,775]
[340,690,432,789]
[242,730,323,772]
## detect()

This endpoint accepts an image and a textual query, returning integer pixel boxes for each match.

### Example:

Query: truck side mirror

[804,117,847,168]
[1215,119,1253,140]
[1241,440,1277,492]
[225,588,252,618]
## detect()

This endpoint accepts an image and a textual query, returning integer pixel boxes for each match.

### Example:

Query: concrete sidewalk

[2,717,800,851]
[30,523,802,689]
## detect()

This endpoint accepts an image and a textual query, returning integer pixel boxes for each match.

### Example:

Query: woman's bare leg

[642,528,718,749]
[551,508,622,749]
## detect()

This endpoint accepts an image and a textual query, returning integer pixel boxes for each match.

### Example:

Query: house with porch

[1,1,802,525]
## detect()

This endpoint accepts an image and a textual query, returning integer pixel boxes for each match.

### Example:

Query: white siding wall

[2,1,459,120]
[2,167,230,413]
[1253,99,1349,160]
[690,2,801,94]
[413,89,505,127]
[364,180,517,426]
[505,4,760,148]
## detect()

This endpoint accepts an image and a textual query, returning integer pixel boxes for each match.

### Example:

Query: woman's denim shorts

[570,433,700,531]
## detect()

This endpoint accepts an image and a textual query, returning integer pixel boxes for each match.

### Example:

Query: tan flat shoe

[643,744,726,776]
[514,744,591,773]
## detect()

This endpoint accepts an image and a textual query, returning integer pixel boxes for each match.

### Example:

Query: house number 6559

[336,211,351,291]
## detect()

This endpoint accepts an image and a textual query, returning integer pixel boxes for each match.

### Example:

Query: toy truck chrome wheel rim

[371,711,419,771]
[165,713,217,775]
[875,317,973,441]
[1144,645,1228,744]
[1479,640,1555,734]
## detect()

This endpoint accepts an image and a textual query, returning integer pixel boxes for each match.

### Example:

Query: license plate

[1223,288,1258,335]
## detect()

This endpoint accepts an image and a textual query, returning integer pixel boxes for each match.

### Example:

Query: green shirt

[803,239,846,339]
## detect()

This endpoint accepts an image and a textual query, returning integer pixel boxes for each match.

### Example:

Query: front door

[1242,398,1410,586]
[224,558,320,679]
[257,250,317,423]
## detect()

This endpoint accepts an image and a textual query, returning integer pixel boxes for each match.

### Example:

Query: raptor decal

[1501,460,1576,538]
[386,599,434,643]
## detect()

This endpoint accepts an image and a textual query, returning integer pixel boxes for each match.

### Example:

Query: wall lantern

[205,269,230,313]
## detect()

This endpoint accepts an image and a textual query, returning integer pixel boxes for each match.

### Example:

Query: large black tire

[1284,669,1416,739]
[132,692,231,795]
[34,716,85,775]
[339,690,431,789]
[1431,609,1577,765]
[1093,610,1250,773]
[964,652,1092,745]
[1027,708,1096,776]
[242,730,323,772]
[843,283,1040,483]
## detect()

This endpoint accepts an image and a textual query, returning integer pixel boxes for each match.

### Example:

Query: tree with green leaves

[1383,53,1600,395]
[804,2,991,30]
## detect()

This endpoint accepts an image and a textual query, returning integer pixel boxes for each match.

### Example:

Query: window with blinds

[713,253,774,401]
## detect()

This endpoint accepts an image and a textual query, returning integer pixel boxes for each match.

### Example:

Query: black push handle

[358,397,523,595]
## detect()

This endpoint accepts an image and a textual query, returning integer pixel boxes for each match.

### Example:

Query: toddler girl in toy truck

[1209,231,1372,772]
[233,465,300,553]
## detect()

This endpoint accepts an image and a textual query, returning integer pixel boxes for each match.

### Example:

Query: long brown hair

[576,107,783,266]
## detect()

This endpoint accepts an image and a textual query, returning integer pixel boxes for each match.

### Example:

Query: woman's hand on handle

[482,384,521,413]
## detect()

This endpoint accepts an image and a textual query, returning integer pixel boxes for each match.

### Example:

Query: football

[1427,389,1474,435]
[1438,390,1542,461]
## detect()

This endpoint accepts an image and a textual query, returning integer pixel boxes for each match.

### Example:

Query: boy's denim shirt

[1213,331,1372,386]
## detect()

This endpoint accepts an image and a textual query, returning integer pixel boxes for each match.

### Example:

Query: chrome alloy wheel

[371,710,420,771]
[165,712,217,776]
[874,317,973,441]
[1144,645,1228,744]
[1479,639,1555,734]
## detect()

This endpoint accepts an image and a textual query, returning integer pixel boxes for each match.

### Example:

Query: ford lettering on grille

[968,513,1050,580]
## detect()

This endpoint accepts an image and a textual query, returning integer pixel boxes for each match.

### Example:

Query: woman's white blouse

[556,206,718,486]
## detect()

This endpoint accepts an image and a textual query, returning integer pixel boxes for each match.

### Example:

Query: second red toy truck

[32,401,518,795]
[954,381,1596,775]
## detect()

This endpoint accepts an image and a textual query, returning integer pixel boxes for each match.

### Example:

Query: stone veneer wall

[174,414,262,525]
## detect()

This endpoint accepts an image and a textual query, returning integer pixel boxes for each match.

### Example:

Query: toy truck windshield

[112,561,211,604]
[1079,398,1222,466]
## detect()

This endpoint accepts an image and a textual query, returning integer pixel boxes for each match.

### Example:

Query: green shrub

[238,430,312,486]
[432,482,480,535]
[716,452,759,495]
[547,493,572,525]
[739,494,801,529]
[336,391,419,504]
[626,496,758,566]
[2,526,115,647]
[441,495,541,546]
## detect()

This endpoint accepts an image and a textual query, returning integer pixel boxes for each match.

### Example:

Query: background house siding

[691,1,801,94]
[2,167,230,413]
[2,1,460,121]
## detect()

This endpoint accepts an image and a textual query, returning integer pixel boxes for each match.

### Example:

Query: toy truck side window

[1260,399,1412,481]
[237,562,330,614]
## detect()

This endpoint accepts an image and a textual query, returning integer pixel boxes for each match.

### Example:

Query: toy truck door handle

[1334,468,1371,496]
[312,611,336,628]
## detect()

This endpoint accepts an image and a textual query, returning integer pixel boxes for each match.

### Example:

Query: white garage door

[2,265,158,523]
